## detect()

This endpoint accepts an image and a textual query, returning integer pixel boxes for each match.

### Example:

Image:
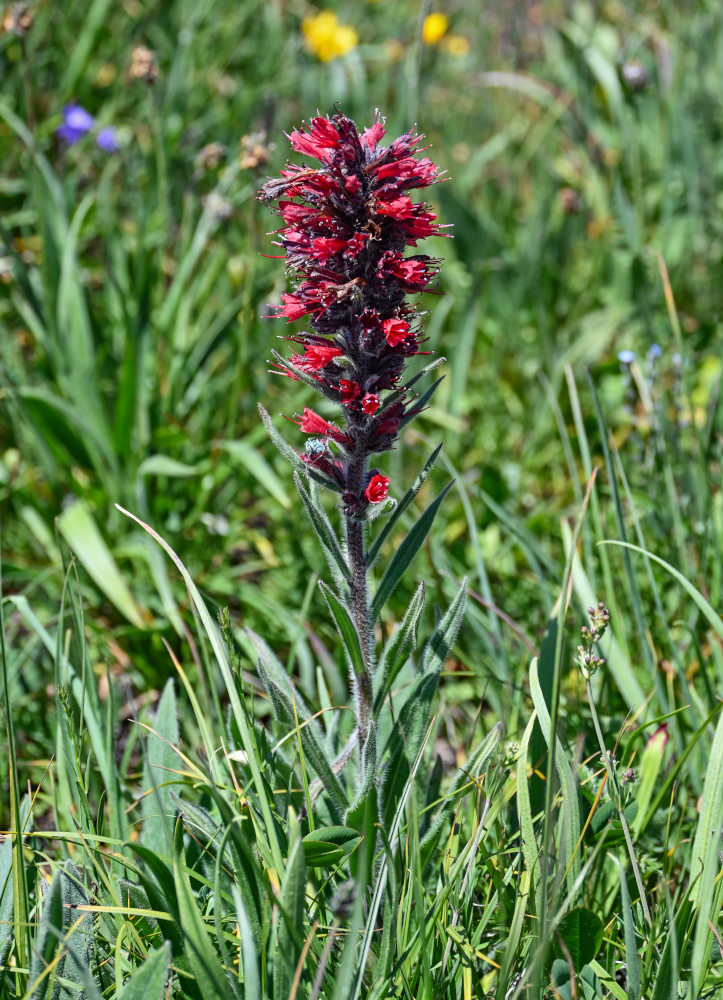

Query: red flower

[361,393,380,414]
[293,344,342,371]
[295,407,353,445]
[278,293,308,320]
[378,252,433,289]
[364,474,390,503]
[382,318,411,347]
[287,117,341,162]
[339,379,361,405]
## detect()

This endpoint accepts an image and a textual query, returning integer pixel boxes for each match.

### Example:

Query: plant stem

[585,677,652,927]
[346,446,373,748]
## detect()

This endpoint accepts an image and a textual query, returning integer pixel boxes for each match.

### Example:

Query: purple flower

[56,104,94,145]
[96,126,119,153]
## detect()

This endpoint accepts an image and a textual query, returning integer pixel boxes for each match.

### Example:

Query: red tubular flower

[382,318,411,347]
[364,474,390,503]
[294,407,353,445]
[339,379,361,406]
[260,110,445,509]
[361,393,380,414]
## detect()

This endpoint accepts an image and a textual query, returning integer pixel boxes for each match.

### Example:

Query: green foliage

[1,0,723,998]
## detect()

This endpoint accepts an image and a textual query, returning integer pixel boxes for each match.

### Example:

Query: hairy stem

[346,446,373,747]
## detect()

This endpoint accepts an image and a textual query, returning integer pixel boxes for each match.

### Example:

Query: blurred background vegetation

[1,0,721,815]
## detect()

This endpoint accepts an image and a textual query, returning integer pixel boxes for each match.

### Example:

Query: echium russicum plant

[258,111,478,823]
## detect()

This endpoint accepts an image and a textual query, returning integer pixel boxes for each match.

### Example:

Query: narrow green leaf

[371,481,453,619]
[295,473,350,581]
[614,858,641,1000]
[116,506,284,875]
[118,943,171,1000]
[373,581,425,711]
[137,455,198,478]
[319,581,365,678]
[59,501,147,629]
[273,837,306,1000]
[27,866,64,997]
[598,539,723,642]
[529,657,581,897]
[367,445,443,568]
[142,679,180,857]
[419,576,467,676]
[257,658,348,816]
[223,439,290,508]
[688,706,723,995]
[172,817,229,1000]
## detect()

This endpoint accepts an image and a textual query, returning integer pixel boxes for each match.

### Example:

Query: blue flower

[617,349,635,365]
[56,104,94,145]
[96,126,119,152]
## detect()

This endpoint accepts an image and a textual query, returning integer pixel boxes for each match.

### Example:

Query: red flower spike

[364,474,390,504]
[260,109,447,506]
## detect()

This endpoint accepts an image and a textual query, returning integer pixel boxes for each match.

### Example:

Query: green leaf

[118,943,171,1000]
[374,581,425,711]
[172,817,230,1000]
[27,866,64,999]
[418,576,467,676]
[256,657,348,817]
[142,679,180,856]
[529,657,581,898]
[116,506,284,873]
[371,481,453,620]
[367,445,443,568]
[273,836,306,1000]
[553,907,604,969]
[614,858,641,1000]
[302,826,361,867]
[223,439,291,508]
[59,501,146,628]
[598,540,723,642]
[137,455,199,478]
[295,472,349,581]
[319,582,365,679]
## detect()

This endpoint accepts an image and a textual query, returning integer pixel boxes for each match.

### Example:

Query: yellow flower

[441,33,470,57]
[302,11,359,62]
[422,12,449,45]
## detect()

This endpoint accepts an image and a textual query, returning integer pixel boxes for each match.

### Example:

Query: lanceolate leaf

[273,837,307,1000]
[142,678,179,857]
[371,481,454,619]
[367,445,443,568]
[295,472,350,581]
[257,657,348,817]
[117,943,171,1000]
[418,576,467,676]
[320,581,365,678]
[373,581,426,711]
[172,817,231,1000]
[529,657,581,898]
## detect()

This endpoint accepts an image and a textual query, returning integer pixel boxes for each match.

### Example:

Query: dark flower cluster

[260,111,445,516]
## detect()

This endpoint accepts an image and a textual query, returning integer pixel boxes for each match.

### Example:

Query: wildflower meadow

[1,2,722,998]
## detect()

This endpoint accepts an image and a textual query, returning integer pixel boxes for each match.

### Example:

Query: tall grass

[1,1,722,997]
